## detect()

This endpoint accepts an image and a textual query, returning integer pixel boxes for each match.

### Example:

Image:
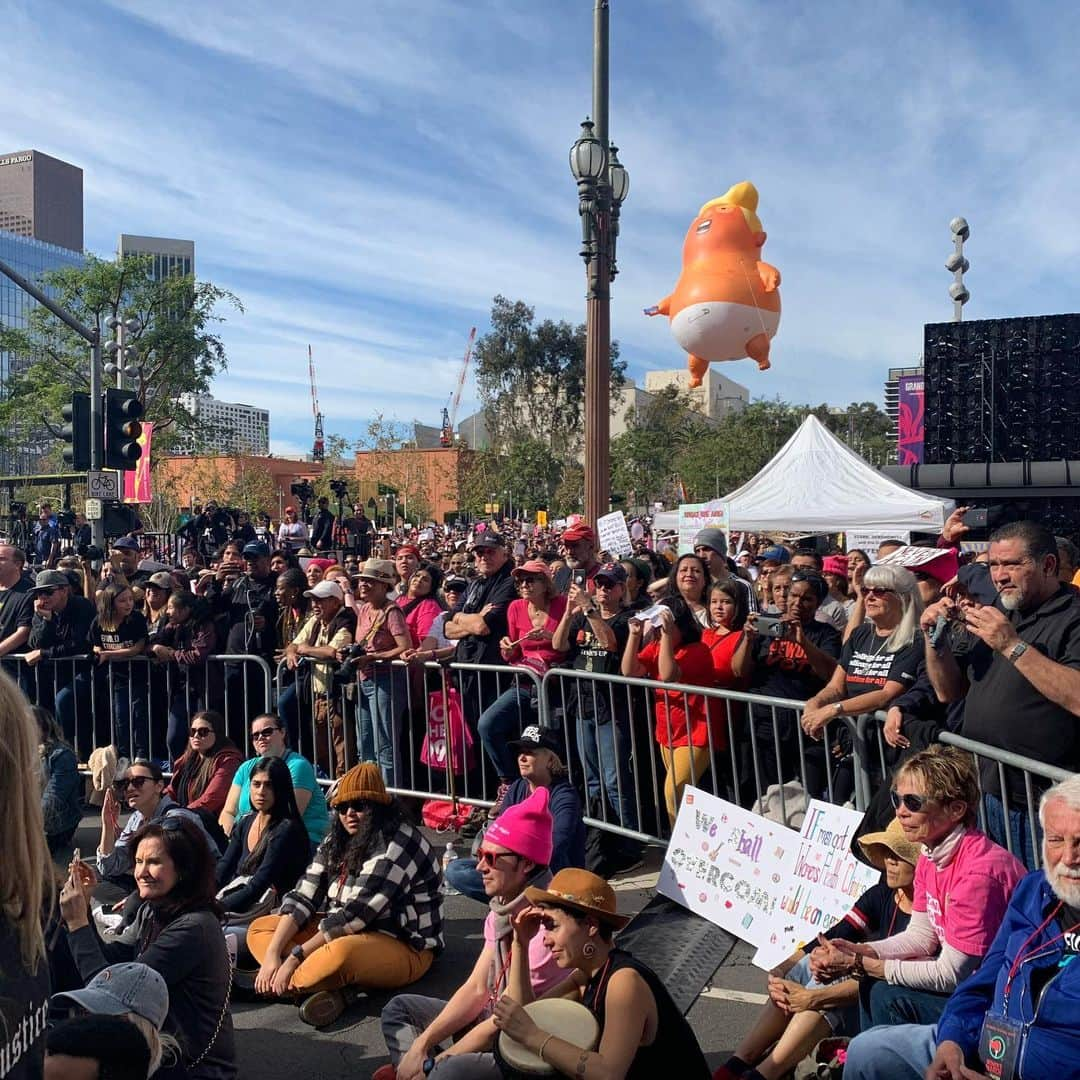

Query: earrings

[582,942,597,959]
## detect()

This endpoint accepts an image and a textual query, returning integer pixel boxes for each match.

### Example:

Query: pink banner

[897,375,924,465]
[123,421,153,504]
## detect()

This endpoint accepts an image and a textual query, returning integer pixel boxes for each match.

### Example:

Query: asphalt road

[64,816,765,1079]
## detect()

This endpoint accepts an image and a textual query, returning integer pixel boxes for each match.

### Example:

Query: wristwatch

[290,944,305,961]
[1007,641,1029,663]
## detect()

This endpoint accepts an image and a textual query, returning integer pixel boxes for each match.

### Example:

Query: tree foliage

[473,295,627,460]
[0,253,241,462]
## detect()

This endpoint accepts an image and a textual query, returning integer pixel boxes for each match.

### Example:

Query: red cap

[562,522,596,544]
[395,544,420,558]
[511,559,551,580]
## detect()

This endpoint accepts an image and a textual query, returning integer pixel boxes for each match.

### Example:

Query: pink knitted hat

[485,785,553,866]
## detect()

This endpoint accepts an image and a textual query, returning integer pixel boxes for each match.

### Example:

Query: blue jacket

[500,777,586,873]
[937,870,1080,1077]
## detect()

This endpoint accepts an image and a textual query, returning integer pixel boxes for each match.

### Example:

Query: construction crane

[440,326,477,447]
[309,344,325,462]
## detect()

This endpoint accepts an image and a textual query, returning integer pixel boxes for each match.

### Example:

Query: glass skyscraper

[0,230,85,473]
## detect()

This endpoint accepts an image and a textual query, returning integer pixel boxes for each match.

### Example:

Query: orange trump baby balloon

[646,181,781,385]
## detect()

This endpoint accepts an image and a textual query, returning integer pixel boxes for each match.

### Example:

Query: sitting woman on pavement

[491,867,711,1079]
[828,745,1025,1031]
[165,709,243,830]
[447,725,586,903]
[216,755,311,927]
[96,759,214,888]
[36,704,82,854]
[375,786,562,1080]
[218,712,329,849]
[714,817,919,1080]
[61,817,237,1079]
[247,762,442,1029]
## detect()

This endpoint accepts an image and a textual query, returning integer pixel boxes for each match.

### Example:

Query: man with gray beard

[843,773,1080,1080]
[920,521,1080,868]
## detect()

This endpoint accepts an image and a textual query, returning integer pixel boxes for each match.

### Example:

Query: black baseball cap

[507,724,563,755]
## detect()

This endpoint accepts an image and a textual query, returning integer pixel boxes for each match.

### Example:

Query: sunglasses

[518,576,544,585]
[114,775,153,791]
[890,790,930,813]
[189,726,214,738]
[864,586,897,598]
[336,799,373,814]
[477,849,520,868]
[251,726,280,741]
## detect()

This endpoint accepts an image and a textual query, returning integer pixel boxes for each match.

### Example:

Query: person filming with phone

[743,571,842,801]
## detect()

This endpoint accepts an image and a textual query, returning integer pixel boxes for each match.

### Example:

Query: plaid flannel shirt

[279,819,444,954]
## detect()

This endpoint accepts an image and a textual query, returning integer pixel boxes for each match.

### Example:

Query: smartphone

[755,615,790,639]
[962,505,1003,530]
[573,571,586,589]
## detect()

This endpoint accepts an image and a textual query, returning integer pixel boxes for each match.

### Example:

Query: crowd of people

[2,495,1080,1077]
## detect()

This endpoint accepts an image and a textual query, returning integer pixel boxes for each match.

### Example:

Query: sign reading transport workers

[658,787,800,949]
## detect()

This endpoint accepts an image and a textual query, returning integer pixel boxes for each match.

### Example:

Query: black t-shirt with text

[89,610,148,681]
[839,623,923,696]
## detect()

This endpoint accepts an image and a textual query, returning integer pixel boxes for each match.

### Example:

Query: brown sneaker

[298,989,347,1028]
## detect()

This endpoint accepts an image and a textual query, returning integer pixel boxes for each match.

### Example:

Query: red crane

[440,327,477,447]
[309,344,325,462]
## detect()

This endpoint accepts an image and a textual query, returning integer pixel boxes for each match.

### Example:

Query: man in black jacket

[309,496,336,553]
[25,569,96,749]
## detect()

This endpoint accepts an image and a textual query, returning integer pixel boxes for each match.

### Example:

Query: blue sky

[4,0,1080,457]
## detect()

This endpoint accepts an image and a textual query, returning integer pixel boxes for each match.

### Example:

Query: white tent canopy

[722,415,954,534]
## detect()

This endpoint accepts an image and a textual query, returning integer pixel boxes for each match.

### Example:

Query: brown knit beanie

[331,762,391,806]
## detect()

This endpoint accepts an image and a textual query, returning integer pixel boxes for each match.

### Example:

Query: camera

[77,543,104,561]
[755,615,790,639]
[290,480,315,501]
[329,479,350,498]
[56,509,76,528]
[962,505,1004,531]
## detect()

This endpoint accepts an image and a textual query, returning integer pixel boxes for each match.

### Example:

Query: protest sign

[677,501,727,554]
[596,510,633,557]
[657,787,800,947]
[752,800,881,970]
[877,545,958,583]
[844,528,910,559]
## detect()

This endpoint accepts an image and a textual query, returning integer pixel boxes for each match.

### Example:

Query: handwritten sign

[596,511,633,557]
[752,800,881,970]
[844,529,911,559]
[678,501,728,555]
[658,787,800,947]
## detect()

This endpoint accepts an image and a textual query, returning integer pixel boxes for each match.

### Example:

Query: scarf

[923,823,967,869]
[486,865,553,1005]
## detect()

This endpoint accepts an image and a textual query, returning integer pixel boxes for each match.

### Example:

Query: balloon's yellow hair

[699,181,762,235]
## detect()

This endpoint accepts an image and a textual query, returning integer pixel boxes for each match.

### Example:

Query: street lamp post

[570,0,629,529]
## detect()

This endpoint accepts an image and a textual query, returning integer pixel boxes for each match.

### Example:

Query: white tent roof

[723,415,954,533]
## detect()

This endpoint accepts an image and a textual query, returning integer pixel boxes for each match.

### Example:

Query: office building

[0,231,86,473]
[643,366,749,421]
[884,364,923,461]
[117,234,194,279]
[0,150,83,252]
[175,393,270,456]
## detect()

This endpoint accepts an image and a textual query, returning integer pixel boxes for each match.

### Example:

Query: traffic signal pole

[0,255,106,548]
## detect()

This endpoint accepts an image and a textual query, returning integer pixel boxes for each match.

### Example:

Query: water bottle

[442,842,459,895]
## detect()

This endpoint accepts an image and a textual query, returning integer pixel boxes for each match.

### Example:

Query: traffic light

[104,387,144,470]
[61,392,91,471]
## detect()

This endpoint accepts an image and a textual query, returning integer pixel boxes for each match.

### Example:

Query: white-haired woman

[801,564,924,742]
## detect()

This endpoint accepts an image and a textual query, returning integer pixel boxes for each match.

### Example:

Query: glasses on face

[251,726,280,741]
[114,775,153,792]
[477,848,519,868]
[189,726,214,738]
[518,576,543,585]
[890,790,930,813]
[336,799,372,815]
[864,586,897,598]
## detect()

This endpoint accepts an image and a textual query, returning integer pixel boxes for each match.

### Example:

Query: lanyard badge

[978,1012,1024,1079]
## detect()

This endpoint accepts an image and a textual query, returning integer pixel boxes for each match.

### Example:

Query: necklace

[866,629,894,657]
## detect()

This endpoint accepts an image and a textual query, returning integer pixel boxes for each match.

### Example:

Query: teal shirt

[233,750,328,845]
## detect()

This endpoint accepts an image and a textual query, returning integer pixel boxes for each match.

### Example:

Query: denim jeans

[576,708,639,832]
[843,1023,938,1080]
[109,675,149,761]
[442,856,488,905]
[983,790,1042,872]
[859,979,950,1030]
[357,669,405,783]
[380,993,501,1078]
[52,670,94,752]
[477,686,534,779]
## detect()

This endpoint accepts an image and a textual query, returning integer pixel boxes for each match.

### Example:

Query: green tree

[0,253,241,462]
[473,295,627,460]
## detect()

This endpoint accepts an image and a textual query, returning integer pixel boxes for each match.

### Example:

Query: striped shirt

[279,819,444,954]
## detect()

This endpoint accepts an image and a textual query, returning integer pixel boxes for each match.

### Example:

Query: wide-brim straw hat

[857,816,921,869]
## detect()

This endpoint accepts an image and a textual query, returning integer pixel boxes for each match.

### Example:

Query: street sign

[85,498,103,520]
[87,470,120,500]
